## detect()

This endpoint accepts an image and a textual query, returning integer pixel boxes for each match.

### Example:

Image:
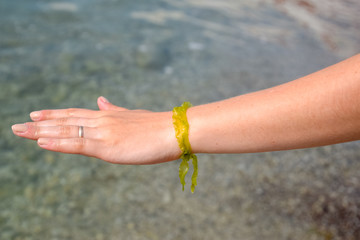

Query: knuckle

[87,118,99,127]
[33,126,40,138]
[56,118,68,125]
[66,108,77,117]
[59,125,72,136]
[73,138,86,152]
[98,116,115,125]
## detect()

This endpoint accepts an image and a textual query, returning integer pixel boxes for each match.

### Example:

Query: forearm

[187,54,360,154]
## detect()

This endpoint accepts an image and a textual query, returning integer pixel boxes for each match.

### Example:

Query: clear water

[1,0,360,239]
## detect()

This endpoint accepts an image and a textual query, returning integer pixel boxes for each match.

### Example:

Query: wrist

[159,111,182,161]
[171,102,198,192]
[186,102,223,154]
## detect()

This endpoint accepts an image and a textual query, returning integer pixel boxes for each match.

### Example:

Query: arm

[188,53,360,154]
[11,54,360,164]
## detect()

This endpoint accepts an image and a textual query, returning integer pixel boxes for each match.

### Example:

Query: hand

[11,97,181,164]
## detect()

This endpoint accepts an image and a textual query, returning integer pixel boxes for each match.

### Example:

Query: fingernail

[100,96,109,103]
[12,124,28,133]
[30,111,41,120]
[38,138,50,146]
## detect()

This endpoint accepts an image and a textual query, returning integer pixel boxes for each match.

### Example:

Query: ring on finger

[78,126,84,138]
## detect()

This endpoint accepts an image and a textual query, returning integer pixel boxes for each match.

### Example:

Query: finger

[37,138,103,158]
[30,108,103,121]
[28,117,97,127]
[97,96,127,111]
[12,124,99,140]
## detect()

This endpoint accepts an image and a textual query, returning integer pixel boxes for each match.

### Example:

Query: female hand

[11,97,181,164]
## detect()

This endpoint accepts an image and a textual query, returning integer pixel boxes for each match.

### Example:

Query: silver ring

[78,126,84,138]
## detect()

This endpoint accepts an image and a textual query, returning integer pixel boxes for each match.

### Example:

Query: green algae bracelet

[172,102,198,193]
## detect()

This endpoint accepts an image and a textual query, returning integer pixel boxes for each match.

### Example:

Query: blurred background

[1,0,359,239]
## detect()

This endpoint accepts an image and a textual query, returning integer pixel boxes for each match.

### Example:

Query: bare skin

[12,99,180,164]
[12,53,360,164]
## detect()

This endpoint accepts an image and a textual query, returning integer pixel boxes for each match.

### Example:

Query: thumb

[97,96,128,111]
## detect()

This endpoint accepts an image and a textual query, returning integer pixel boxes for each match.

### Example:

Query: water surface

[1,0,360,239]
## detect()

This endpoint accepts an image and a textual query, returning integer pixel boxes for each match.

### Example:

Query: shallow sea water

[1,0,360,239]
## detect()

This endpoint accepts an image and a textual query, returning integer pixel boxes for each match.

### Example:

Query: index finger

[30,108,103,121]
